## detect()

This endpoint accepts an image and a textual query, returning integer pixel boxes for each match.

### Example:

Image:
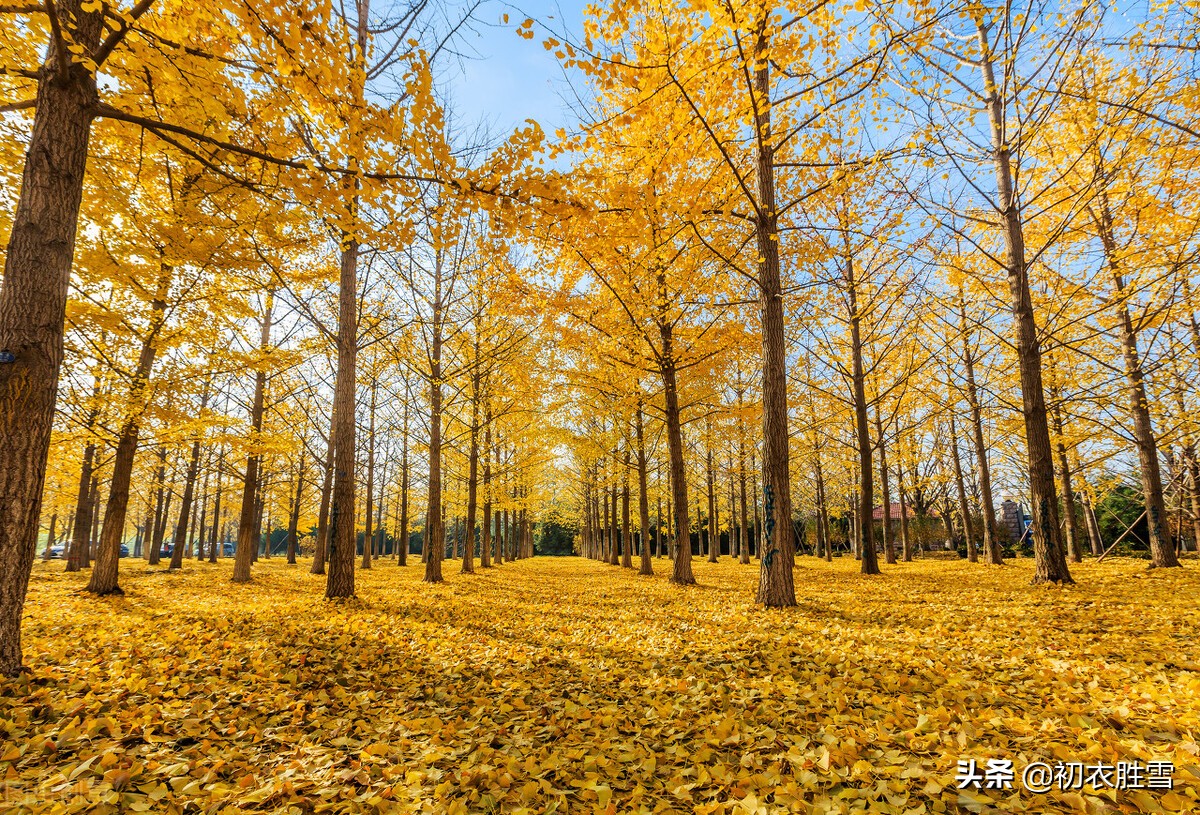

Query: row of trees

[546,0,1199,589]
[3,0,1200,680]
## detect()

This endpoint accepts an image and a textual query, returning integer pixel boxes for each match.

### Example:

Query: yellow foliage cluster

[1,558,1197,814]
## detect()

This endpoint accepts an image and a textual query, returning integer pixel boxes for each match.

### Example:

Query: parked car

[222,542,235,557]
[119,544,129,558]
[48,544,65,559]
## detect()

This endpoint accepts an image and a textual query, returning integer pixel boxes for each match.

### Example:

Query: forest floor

[2,555,1198,815]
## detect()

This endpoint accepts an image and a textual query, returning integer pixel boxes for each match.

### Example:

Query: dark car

[222,542,235,557]
[119,543,129,558]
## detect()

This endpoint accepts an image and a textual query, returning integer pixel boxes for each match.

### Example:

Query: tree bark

[847,246,878,575]
[660,325,694,585]
[635,399,653,575]
[751,27,796,606]
[1093,186,1179,568]
[233,291,274,583]
[949,413,976,562]
[169,388,210,570]
[959,292,1002,564]
[311,422,333,574]
[286,454,304,565]
[975,11,1071,583]
[362,378,377,570]
[66,437,96,573]
[423,255,445,583]
[464,372,480,574]
[874,406,896,565]
[0,1,104,675]
[399,399,410,566]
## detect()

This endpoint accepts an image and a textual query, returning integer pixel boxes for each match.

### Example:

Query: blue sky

[439,1,586,139]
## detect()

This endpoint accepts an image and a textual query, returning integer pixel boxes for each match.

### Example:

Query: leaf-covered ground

[2,556,1197,814]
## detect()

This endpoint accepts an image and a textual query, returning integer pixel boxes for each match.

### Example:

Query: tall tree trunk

[88,476,101,565]
[399,400,410,566]
[897,465,912,562]
[975,11,1071,583]
[959,291,1002,564]
[362,379,377,570]
[635,398,653,575]
[949,413,977,562]
[1047,365,1082,563]
[151,470,172,567]
[608,464,619,566]
[751,26,795,606]
[847,245,878,575]
[148,451,167,565]
[89,266,173,592]
[1093,186,1178,568]
[286,454,304,565]
[480,409,491,568]
[700,439,710,561]
[621,448,633,568]
[424,258,445,583]
[0,0,103,675]
[169,388,210,570]
[738,436,750,565]
[66,436,96,573]
[660,332,694,585]
[196,451,212,562]
[874,406,896,565]
[311,423,334,574]
[233,291,274,583]
[209,446,224,563]
[464,373,480,574]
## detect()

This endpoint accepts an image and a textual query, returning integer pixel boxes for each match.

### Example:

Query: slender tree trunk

[67,438,96,573]
[1047,368,1082,563]
[464,374,481,574]
[621,448,633,568]
[950,413,976,562]
[312,424,333,574]
[89,266,173,592]
[975,11,1071,583]
[1093,187,1178,568]
[150,467,172,567]
[362,379,377,570]
[660,333,694,585]
[751,451,763,560]
[700,439,710,561]
[424,259,445,583]
[897,466,912,562]
[734,444,744,564]
[0,1,104,675]
[960,292,1002,564]
[847,248,878,575]
[233,292,274,583]
[40,513,57,561]
[209,447,224,563]
[399,401,410,566]
[169,388,210,570]
[635,399,653,575]
[145,455,166,565]
[874,406,896,565]
[480,410,491,568]
[196,453,211,562]
[286,454,303,565]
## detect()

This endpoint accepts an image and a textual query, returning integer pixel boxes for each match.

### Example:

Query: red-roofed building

[871,503,939,521]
